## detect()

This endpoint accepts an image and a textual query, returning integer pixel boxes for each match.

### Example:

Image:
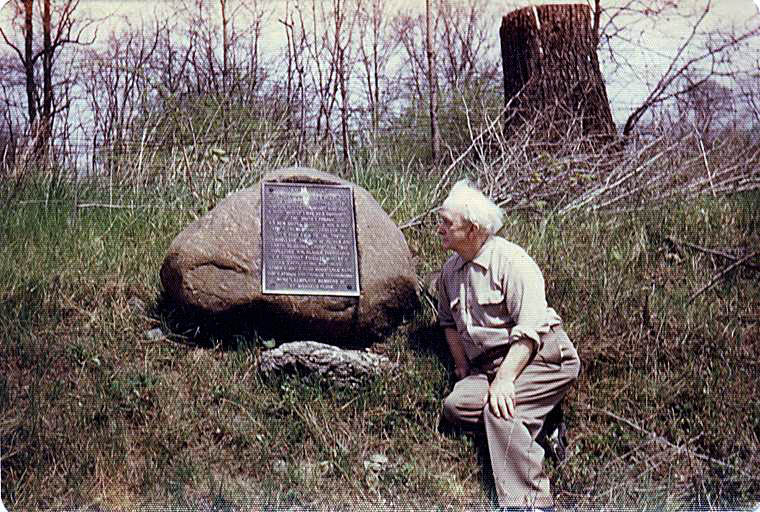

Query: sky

[71,0,760,112]
[2,0,760,128]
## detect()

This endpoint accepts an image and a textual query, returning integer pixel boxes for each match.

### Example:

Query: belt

[469,345,510,368]
[468,324,562,368]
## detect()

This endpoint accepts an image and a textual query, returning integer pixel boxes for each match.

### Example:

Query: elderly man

[436,180,580,511]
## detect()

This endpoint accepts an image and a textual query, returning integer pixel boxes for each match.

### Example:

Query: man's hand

[486,338,534,419]
[487,376,516,418]
[444,328,472,382]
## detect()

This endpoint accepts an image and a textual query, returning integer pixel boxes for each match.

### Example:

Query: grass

[1,170,759,510]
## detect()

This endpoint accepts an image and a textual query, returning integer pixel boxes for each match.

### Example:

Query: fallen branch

[593,408,755,481]
[688,250,760,304]
[666,236,760,272]
[76,203,156,209]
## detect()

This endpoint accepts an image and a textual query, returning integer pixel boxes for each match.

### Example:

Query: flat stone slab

[258,341,397,385]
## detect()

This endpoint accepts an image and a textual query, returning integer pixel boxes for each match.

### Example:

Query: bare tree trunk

[333,0,354,166]
[200,1,218,93]
[24,0,36,125]
[426,0,439,162]
[282,2,307,159]
[41,0,53,160]
[42,0,52,120]
[1,0,95,171]
[339,44,350,164]
[281,9,295,133]
[592,0,600,49]
[221,0,229,96]
[372,32,380,135]
[358,0,393,140]
[220,0,229,146]
[500,4,616,149]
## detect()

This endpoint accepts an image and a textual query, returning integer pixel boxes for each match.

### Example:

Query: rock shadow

[406,319,454,371]
[152,289,380,351]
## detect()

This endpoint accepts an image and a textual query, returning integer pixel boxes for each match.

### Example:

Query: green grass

[1,179,759,510]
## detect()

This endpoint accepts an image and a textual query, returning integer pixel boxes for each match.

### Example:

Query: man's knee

[443,390,483,424]
[482,404,521,429]
[442,392,462,423]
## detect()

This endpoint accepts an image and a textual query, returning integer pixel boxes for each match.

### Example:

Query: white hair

[441,179,504,235]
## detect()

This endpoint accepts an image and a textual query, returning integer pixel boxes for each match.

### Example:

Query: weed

[1,175,758,510]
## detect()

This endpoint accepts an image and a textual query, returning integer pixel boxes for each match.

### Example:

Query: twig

[76,203,156,209]
[429,87,524,203]
[593,408,756,480]
[416,275,437,314]
[666,236,760,272]
[401,91,527,232]
[688,250,760,304]
[16,199,66,205]
[694,125,715,198]
[398,210,432,231]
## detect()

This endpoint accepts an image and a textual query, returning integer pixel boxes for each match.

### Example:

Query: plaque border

[261,181,361,297]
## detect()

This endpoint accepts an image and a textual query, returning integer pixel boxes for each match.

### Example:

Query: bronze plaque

[261,182,360,296]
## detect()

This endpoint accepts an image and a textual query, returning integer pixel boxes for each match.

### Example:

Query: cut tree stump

[258,341,397,386]
[500,4,617,148]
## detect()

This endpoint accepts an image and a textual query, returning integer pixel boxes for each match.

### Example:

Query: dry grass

[1,130,759,510]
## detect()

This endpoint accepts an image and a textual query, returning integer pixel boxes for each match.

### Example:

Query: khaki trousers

[442,326,580,508]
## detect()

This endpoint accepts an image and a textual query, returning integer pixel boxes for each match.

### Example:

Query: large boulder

[160,167,419,344]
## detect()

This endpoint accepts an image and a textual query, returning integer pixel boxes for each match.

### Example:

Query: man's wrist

[494,368,516,383]
[495,338,534,383]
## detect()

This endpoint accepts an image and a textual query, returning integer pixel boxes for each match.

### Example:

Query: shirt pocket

[475,288,509,328]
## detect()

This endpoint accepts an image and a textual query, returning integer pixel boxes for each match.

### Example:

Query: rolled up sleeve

[503,253,550,355]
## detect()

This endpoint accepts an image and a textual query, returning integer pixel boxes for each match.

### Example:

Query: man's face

[437,209,473,253]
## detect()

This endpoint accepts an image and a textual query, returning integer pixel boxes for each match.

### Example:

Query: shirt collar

[455,236,496,271]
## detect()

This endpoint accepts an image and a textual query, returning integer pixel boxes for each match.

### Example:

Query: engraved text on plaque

[261,182,360,296]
